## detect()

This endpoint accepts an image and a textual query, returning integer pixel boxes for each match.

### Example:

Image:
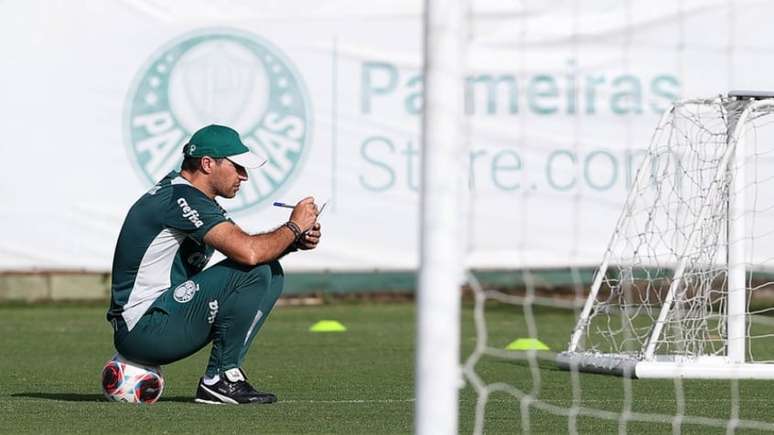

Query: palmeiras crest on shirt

[173,280,199,303]
[124,28,312,212]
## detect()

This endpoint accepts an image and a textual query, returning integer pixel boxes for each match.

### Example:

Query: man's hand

[290,197,318,232]
[296,223,321,250]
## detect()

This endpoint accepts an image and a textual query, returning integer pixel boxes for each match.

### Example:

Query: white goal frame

[557,91,774,379]
[416,0,468,433]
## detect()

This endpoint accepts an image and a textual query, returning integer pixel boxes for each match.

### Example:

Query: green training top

[107,171,230,331]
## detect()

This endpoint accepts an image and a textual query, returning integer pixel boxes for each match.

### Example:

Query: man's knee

[217,259,282,284]
[241,260,283,289]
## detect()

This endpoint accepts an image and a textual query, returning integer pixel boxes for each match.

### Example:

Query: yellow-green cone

[309,320,347,332]
[505,338,550,351]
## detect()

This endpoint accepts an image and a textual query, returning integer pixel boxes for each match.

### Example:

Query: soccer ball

[101,353,165,403]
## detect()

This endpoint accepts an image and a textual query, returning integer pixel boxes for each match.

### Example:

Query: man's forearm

[246,224,299,264]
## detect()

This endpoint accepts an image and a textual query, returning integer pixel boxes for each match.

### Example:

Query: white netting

[577,98,733,359]
[564,97,774,363]
[463,273,774,434]
[448,2,774,433]
[461,97,774,433]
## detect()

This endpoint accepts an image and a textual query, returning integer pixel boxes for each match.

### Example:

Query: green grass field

[2,301,774,434]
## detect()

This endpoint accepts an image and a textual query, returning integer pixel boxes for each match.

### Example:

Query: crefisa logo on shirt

[124,28,312,212]
[177,197,203,228]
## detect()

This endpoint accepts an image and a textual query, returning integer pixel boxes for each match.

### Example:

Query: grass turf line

[2,302,774,434]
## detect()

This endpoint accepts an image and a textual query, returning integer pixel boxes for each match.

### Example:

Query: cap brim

[227,152,266,169]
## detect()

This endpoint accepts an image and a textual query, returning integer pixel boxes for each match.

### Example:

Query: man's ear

[200,156,215,174]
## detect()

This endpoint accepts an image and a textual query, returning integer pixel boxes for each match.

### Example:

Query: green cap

[185,125,265,169]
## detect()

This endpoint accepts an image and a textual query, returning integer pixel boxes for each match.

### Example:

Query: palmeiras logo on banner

[124,28,311,212]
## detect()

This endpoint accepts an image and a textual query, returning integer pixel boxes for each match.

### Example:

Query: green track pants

[114,259,284,376]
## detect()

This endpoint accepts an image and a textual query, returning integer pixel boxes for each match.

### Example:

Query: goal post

[558,91,774,379]
[416,0,469,433]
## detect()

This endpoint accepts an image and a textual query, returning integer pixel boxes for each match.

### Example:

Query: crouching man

[107,124,321,404]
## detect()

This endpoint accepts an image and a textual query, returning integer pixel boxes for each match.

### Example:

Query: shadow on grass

[503,358,568,373]
[12,392,194,403]
[469,354,566,373]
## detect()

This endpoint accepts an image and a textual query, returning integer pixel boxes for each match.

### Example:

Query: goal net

[557,93,774,379]
[421,1,774,432]
[460,94,774,435]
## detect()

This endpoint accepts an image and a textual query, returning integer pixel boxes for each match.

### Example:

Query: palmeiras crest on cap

[123,28,312,212]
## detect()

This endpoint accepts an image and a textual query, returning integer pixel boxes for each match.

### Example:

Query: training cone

[505,338,550,351]
[309,320,347,332]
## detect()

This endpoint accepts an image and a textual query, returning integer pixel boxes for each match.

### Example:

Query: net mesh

[566,97,774,362]
[463,274,774,434]
[580,98,733,359]
[462,97,774,433]
[455,2,774,433]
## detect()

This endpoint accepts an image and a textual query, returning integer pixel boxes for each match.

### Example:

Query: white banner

[1,0,772,271]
